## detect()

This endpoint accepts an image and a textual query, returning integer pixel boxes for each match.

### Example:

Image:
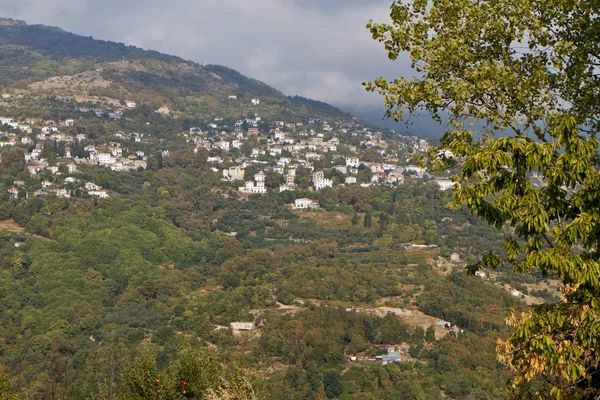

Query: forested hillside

[0,18,558,399]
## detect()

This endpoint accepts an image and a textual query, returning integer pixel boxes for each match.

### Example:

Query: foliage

[121,347,257,400]
[367,0,600,397]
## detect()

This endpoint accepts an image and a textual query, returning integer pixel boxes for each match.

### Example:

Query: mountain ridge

[0,17,355,123]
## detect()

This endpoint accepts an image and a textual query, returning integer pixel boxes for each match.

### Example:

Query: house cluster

[8,175,109,200]
[347,344,413,365]
[0,116,131,200]
[1,101,455,202]
[74,96,136,120]
[0,114,150,173]
[183,116,453,195]
[0,117,33,135]
[82,142,148,171]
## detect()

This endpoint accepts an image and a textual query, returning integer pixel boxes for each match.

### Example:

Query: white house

[346,157,361,168]
[7,187,18,199]
[475,271,487,279]
[435,178,456,191]
[404,165,426,177]
[89,190,109,198]
[216,140,230,151]
[334,165,348,174]
[85,182,100,191]
[97,153,114,165]
[239,172,267,194]
[251,98,260,106]
[312,171,333,190]
[230,322,254,331]
[294,198,319,209]
[55,188,70,198]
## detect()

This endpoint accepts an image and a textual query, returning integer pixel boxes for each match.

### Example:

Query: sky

[0,0,413,110]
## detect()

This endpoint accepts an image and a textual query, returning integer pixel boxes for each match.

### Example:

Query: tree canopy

[367,0,600,398]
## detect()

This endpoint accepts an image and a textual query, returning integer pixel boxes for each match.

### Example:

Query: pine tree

[363,209,372,228]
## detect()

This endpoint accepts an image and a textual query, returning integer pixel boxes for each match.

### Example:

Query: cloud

[0,0,413,108]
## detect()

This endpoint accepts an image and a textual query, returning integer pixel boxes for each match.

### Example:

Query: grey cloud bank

[0,0,413,109]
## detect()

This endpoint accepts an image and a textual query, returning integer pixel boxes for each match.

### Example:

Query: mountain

[343,105,449,142]
[0,17,353,123]
[0,17,530,400]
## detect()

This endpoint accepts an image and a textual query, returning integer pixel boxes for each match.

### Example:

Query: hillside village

[0,15,577,400]
[0,95,457,204]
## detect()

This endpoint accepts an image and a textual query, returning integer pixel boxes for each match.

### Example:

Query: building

[346,157,360,168]
[223,166,245,181]
[294,198,319,209]
[436,320,452,329]
[381,352,401,365]
[89,190,109,198]
[386,171,405,185]
[239,172,267,194]
[230,322,255,331]
[96,153,114,165]
[313,172,333,190]
[404,165,426,177]
[55,188,70,198]
[251,98,260,106]
[7,187,18,199]
[85,182,100,191]
[450,252,460,262]
[334,165,348,174]
[435,178,456,191]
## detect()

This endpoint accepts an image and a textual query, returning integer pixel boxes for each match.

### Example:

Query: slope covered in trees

[0,16,558,399]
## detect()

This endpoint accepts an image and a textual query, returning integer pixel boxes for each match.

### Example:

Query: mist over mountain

[343,105,446,141]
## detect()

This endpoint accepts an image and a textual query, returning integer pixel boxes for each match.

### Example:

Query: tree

[351,210,358,225]
[120,347,257,400]
[265,171,283,189]
[244,165,260,182]
[425,325,436,343]
[0,372,16,400]
[367,1,600,398]
[363,209,372,228]
[378,212,387,237]
[323,371,342,398]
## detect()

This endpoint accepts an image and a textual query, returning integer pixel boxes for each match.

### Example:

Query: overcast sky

[0,0,413,110]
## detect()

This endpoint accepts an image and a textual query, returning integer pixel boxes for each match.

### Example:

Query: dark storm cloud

[0,0,412,108]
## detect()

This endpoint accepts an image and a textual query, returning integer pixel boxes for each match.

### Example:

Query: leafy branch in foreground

[367,0,600,398]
